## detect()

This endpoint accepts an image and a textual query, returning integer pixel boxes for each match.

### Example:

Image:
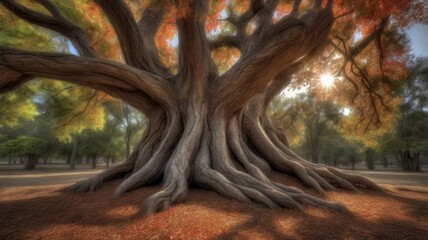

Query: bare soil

[0,166,427,240]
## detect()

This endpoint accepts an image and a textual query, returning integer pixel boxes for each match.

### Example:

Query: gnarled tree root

[65,113,383,215]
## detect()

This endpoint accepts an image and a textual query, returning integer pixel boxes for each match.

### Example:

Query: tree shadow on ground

[0,176,427,240]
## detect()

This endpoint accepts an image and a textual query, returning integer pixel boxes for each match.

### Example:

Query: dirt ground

[0,165,427,239]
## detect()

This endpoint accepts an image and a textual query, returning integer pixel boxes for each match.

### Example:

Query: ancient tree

[0,0,423,214]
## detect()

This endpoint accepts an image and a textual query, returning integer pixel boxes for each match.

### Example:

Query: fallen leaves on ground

[0,173,427,240]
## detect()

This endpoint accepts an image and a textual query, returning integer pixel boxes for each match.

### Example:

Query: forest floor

[0,165,427,239]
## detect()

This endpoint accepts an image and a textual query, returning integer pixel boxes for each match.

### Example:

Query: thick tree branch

[264,66,299,106]
[0,66,31,94]
[220,0,270,54]
[1,0,96,57]
[138,3,164,37]
[0,47,177,112]
[137,1,171,78]
[92,0,145,64]
[1,0,171,119]
[254,0,279,31]
[291,0,302,15]
[176,0,217,89]
[215,8,334,115]
[231,0,264,42]
[94,0,170,78]
[237,0,280,55]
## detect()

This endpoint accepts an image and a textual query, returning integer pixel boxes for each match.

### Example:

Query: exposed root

[144,103,205,214]
[64,162,135,192]
[206,117,347,211]
[245,118,326,195]
[242,110,382,196]
[65,108,384,215]
[327,167,385,192]
[112,114,182,199]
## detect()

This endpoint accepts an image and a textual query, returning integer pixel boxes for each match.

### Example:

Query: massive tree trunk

[0,0,385,214]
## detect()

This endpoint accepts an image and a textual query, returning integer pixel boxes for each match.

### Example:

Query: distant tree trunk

[412,152,421,171]
[8,157,12,164]
[416,154,421,171]
[351,157,355,170]
[381,155,388,168]
[366,150,374,170]
[399,150,421,171]
[24,154,37,169]
[43,156,48,164]
[400,150,408,170]
[85,155,90,164]
[91,155,97,169]
[70,138,79,169]
[106,157,110,168]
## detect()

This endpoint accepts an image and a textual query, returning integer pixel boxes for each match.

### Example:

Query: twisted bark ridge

[0,0,384,214]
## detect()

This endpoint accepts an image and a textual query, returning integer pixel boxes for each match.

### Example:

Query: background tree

[319,132,363,169]
[106,102,146,159]
[0,136,50,169]
[378,58,428,171]
[1,0,426,214]
[297,96,340,163]
[270,92,365,169]
[269,93,341,163]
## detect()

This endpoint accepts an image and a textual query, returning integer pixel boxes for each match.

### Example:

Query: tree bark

[0,0,385,215]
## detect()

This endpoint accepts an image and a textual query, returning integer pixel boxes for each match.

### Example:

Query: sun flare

[319,73,335,88]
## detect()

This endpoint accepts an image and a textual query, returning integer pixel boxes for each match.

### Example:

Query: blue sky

[406,24,428,57]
